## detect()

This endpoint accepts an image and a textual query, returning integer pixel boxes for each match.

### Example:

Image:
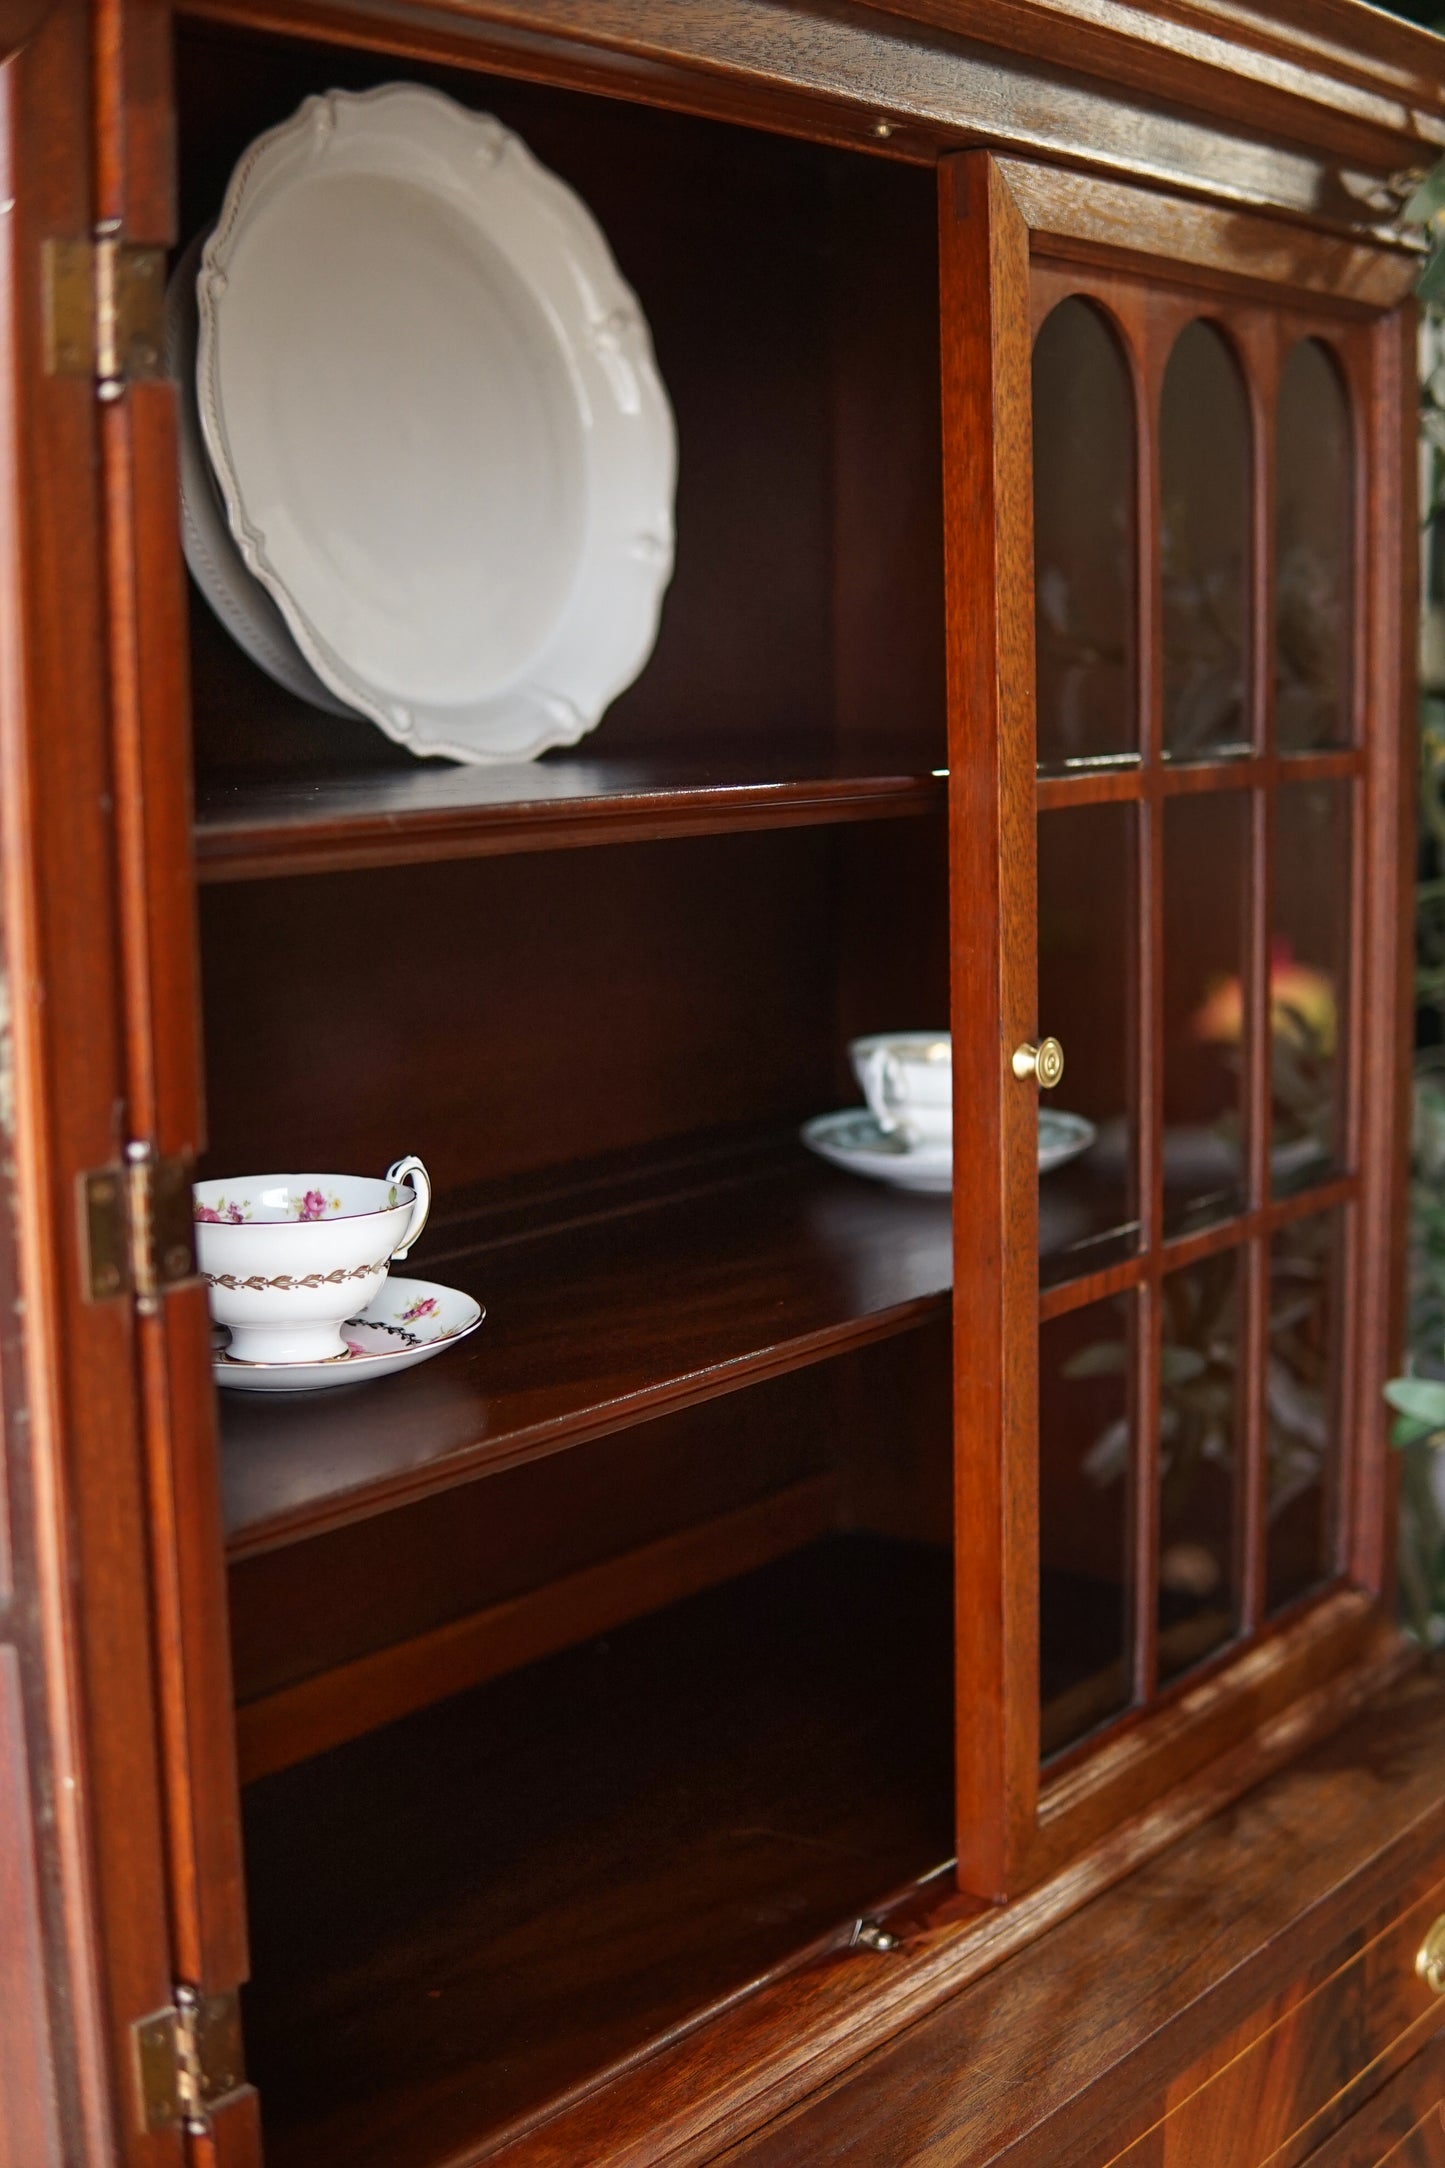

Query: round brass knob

[1012,1037,1065,1090]
[1416,1915,1445,1996]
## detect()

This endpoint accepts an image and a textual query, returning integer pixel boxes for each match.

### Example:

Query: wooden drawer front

[1110,1876,1445,2168]
[1299,2040,1445,2168]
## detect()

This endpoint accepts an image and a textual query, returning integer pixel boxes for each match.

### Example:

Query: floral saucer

[211,1276,482,1393]
[801,1108,1097,1193]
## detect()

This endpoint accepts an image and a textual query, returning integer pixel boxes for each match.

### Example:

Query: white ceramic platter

[801,1108,1097,1193]
[168,232,358,717]
[212,1275,482,1393]
[196,84,677,763]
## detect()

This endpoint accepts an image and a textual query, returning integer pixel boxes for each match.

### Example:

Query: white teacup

[193,1156,432,1365]
[850,1033,952,1149]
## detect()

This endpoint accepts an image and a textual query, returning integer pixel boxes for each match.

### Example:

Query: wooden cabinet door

[0,1,256,2160]
[941,150,1416,1901]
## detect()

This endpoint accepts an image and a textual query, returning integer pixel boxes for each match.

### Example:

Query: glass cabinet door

[1029,271,1361,1765]
[941,152,1406,1904]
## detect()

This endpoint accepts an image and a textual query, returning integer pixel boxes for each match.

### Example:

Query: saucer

[801,1108,1097,1193]
[212,1275,482,1393]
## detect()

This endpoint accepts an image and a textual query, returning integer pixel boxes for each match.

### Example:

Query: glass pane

[1158,1249,1243,1682]
[1038,803,1140,1287]
[1163,792,1251,1235]
[1271,782,1350,1195]
[1267,1211,1344,1613]
[1033,298,1137,771]
[1161,323,1252,761]
[1275,340,1354,752]
[1040,1293,1137,1757]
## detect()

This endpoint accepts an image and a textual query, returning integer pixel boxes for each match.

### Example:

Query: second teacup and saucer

[802,1032,1096,1192]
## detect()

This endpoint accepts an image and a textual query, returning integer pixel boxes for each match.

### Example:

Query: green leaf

[1384,1376,1445,1424]
[1403,159,1445,228]
[1417,249,1445,308]
[1062,1342,1126,1379]
[1392,1412,1444,1449]
[1159,1345,1208,1385]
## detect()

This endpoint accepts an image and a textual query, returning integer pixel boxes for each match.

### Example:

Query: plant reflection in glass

[1189,937,1337,1178]
[1066,1222,1336,1650]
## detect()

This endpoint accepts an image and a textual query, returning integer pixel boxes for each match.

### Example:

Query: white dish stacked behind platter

[174,83,677,763]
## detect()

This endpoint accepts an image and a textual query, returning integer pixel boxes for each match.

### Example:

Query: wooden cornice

[177,0,1442,237]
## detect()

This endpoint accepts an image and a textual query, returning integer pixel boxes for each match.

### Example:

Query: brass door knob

[1417,1915,1445,1995]
[1012,1038,1065,1090]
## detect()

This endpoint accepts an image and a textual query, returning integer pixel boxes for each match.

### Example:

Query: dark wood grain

[241,1535,956,2168]
[219,1144,953,1556]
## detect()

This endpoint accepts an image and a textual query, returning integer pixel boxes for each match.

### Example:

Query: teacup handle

[385,1155,432,1262]
[857,1048,906,1135]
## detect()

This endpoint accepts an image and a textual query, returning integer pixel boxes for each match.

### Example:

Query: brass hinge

[80,1144,197,1313]
[132,1985,246,2135]
[43,228,166,394]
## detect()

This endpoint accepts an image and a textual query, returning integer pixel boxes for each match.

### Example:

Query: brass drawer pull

[1012,1037,1065,1089]
[1416,1915,1445,1995]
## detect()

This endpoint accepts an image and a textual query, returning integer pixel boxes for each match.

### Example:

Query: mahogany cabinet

[0,0,1442,2163]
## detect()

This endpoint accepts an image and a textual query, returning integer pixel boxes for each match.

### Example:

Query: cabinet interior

[178,14,964,2156]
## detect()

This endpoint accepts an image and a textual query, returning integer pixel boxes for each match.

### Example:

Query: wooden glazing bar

[1035,765,1143,809]
[1035,746,1363,813]
[1239,315,1279,1639]
[1131,297,1165,1708]
[1037,1173,1359,1326]
[1346,301,1416,1596]
[941,150,1041,1899]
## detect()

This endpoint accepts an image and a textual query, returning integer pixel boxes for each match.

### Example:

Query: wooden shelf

[220,1146,953,1560]
[193,751,945,882]
[241,1533,955,2168]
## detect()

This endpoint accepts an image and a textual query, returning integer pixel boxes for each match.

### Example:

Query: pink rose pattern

[294,1188,342,1221]
[194,1187,344,1224]
[399,1294,439,1325]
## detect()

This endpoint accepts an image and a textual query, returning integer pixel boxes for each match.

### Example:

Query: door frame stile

[0,1,187,2159]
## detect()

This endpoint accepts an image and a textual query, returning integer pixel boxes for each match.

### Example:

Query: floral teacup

[193,1156,431,1365]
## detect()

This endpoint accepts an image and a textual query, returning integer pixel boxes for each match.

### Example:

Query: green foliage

[1385,165,1445,1648]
